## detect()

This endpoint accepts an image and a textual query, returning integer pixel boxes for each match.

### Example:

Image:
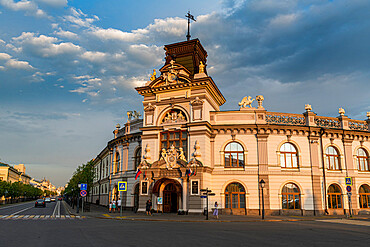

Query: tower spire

[185,11,196,41]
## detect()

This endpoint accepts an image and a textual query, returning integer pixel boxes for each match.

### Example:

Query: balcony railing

[266,112,305,126]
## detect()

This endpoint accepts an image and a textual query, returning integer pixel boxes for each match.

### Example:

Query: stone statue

[178,147,186,162]
[339,107,345,116]
[199,61,205,73]
[133,110,141,119]
[127,111,133,121]
[150,69,156,81]
[238,96,255,108]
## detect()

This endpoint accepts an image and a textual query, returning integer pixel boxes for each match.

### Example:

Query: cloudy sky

[0,0,369,187]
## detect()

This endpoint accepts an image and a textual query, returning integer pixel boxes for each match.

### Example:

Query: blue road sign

[200,196,207,198]
[80,183,87,190]
[346,186,351,193]
[345,177,352,186]
[80,190,87,197]
[118,181,127,192]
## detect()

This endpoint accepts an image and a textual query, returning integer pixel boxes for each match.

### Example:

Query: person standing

[213,202,219,219]
[146,199,152,216]
[112,199,116,213]
[117,198,122,213]
[109,201,112,213]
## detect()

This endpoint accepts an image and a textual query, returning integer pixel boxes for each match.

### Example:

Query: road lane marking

[24,215,30,218]
[11,205,34,216]
[52,201,59,217]
[0,201,34,210]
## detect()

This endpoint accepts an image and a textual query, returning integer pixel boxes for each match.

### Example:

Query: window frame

[357,148,369,172]
[224,142,245,168]
[359,184,370,209]
[280,143,299,169]
[160,130,188,158]
[134,147,142,170]
[327,184,343,209]
[281,183,301,210]
[224,182,246,209]
[326,146,341,171]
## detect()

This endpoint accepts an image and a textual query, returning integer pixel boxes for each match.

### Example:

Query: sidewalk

[63,202,370,223]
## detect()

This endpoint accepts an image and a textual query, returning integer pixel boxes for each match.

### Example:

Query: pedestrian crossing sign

[345,177,352,186]
[118,181,127,191]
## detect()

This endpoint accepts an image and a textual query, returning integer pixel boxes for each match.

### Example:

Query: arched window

[280,143,299,168]
[326,146,341,170]
[282,183,301,209]
[357,148,369,172]
[359,185,370,209]
[115,152,120,173]
[225,183,246,209]
[327,184,342,209]
[224,142,244,168]
[134,147,142,170]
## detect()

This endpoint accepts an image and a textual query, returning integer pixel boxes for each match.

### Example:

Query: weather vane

[185,11,196,41]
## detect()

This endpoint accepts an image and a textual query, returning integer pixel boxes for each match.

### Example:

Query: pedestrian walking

[109,201,112,213]
[213,202,219,219]
[117,198,121,213]
[112,199,116,213]
[146,199,152,216]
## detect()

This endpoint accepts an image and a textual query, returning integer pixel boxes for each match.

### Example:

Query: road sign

[157,197,162,205]
[80,190,87,197]
[118,181,127,191]
[345,177,352,186]
[346,186,351,192]
[200,195,207,198]
[80,183,87,190]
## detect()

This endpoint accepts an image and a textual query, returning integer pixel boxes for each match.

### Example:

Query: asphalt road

[0,212,369,247]
[0,199,68,218]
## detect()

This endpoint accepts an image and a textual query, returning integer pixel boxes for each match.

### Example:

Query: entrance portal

[163,183,178,213]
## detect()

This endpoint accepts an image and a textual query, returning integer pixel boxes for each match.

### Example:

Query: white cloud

[0,52,12,60]
[0,0,48,18]
[80,51,106,62]
[12,32,82,57]
[89,27,143,42]
[5,59,34,69]
[63,7,98,28]
[54,29,78,39]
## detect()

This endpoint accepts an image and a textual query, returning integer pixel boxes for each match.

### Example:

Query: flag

[135,169,142,180]
[192,169,196,176]
[186,168,192,177]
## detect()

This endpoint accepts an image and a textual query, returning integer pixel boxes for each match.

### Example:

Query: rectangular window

[191,180,199,195]
[141,181,148,195]
[225,194,229,208]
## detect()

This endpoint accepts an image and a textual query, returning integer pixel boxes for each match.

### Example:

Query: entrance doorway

[163,183,179,213]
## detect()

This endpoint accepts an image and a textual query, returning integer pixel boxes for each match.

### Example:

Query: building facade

[91,39,370,216]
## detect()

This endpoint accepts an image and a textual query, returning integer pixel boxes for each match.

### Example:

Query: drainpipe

[319,128,329,215]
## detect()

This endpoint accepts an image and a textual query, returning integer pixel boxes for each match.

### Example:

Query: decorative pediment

[161,109,187,125]
[144,103,156,112]
[148,60,192,88]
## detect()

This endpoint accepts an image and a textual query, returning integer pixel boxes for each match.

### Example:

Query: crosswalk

[0,215,85,220]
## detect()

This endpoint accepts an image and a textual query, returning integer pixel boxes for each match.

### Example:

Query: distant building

[0,162,31,184]
[90,39,370,216]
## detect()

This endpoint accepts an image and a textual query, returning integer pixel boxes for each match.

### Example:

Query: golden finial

[339,107,345,116]
[150,69,156,81]
[367,112,370,119]
[199,61,205,73]
[305,104,312,112]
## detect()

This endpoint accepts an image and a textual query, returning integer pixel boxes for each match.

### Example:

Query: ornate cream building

[90,39,370,216]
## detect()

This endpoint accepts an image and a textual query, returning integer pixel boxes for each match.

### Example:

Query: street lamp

[259,179,265,220]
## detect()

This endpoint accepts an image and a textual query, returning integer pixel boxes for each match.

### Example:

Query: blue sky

[0,0,369,187]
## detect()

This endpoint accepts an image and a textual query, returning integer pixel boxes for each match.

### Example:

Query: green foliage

[65,160,94,196]
[0,181,42,198]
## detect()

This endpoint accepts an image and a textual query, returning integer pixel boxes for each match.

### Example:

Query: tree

[65,160,94,197]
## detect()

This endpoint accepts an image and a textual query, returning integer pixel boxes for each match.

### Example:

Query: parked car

[51,197,56,202]
[45,197,51,203]
[35,199,46,207]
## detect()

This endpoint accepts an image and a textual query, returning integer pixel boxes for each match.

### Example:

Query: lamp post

[259,179,265,220]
